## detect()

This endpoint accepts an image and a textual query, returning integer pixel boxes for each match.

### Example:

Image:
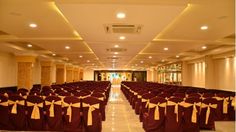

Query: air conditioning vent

[107,57,120,60]
[106,48,127,52]
[104,24,142,34]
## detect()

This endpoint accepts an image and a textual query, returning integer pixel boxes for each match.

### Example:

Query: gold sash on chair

[82,103,100,126]
[167,101,184,122]
[63,102,81,123]
[213,97,229,114]
[137,95,142,99]
[201,103,217,124]
[8,100,25,114]
[230,96,235,110]
[27,101,44,119]
[0,101,8,106]
[148,102,166,120]
[142,98,150,108]
[45,100,62,117]
[97,97,104,101]
[179,102,201,123]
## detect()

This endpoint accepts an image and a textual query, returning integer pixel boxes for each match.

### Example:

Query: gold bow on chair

[201,103,217,124]
[142,98,150,108]
[27,102,44,119]
[167,101,184,122]
[213,97,229,114]
[148,102,166,120]
[82,103,100,126]
[0,100,8,106]
[97,97,104,101]
[137,95,142,99]
[230,96,235,110]
[63,102,81,123]
[179,102,201,123]
[8,100,25,114]
[45,100,62,117]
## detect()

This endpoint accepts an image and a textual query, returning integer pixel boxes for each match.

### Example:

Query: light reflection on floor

[102,85,144,132]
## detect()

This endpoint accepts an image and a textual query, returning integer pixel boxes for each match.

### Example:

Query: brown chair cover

[26,95,45,130]
[63,96,83,132]
[8,94,26,130]
[90,92,106,121]
[0,94,12,130]
[165,97,184,132]
[44,96,63,131]
[143,97,166,132]
[82,96,102,132]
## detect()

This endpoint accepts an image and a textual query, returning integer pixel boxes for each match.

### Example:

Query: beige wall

[191,62,206,88]
[214,57,235,91]
[83,68,94,80]
[0,52,17,87]
[33,59,41,84]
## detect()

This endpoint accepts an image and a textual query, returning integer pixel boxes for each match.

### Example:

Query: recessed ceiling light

[114,52,118,55]
[29,23,37,28]
[87,60,90,63]
[92,63,95,66]
[202,46,207,49]
[52,53,56,56]
[113,56,117,58]
[148,56,152,59]
[27,44,32,47]
[114,45,119,48]
[79,55,83,58]
[176,55,179,58]
[161,59,165,62]
[164,47,168,51]
[200,25,208,30]
[135,64,138,66]
[140,61,144,63]
[116,12,126,19]
[119,36,125,40]
[65,46,70,49]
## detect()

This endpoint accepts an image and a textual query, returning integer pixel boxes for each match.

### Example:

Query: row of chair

[0,81,111,132]
[121,81,235,132]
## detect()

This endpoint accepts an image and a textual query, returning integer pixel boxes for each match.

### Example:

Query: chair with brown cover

[8,94,26,130]
[165,97,184,132]
[26,95,45,130]
[199,98,218,130]
[90,92,106,121]
[182,97,202,132]
[143,96,166,132]
[44,95,63,131]
[0,94,12,130]
[63,96,83,131]
[139,92,156,122]
[82,96,102,132]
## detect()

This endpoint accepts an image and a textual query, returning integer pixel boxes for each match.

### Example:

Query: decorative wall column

[205,55,215,88]
[73,67,79,82]
[152,67,158,82]
[182,61,192,86]
[79,68,84,80]
[66,65,74,83]
[56,64,66,84]
[41,61,53,87]
[16,56,36,90]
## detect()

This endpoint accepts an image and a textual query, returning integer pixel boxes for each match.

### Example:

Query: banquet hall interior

[0,0,235,132]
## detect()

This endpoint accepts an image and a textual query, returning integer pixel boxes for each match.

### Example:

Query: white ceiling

[0,0,234,70]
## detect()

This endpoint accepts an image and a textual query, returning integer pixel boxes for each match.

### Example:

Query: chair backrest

[26,95,44,130]
[63,96,82,131]
[82,96,102,132]
[8,94,26,130]
[44,95,63,131]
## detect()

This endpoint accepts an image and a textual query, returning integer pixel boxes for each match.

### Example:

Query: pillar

[16,56,36,90]
[73,67,79,82]
[66,65,74,83]
[41,61,53,87]
[79,68,84,80]
[182,61,192,86]
[56,64,66,84]
[205,55,215,89]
